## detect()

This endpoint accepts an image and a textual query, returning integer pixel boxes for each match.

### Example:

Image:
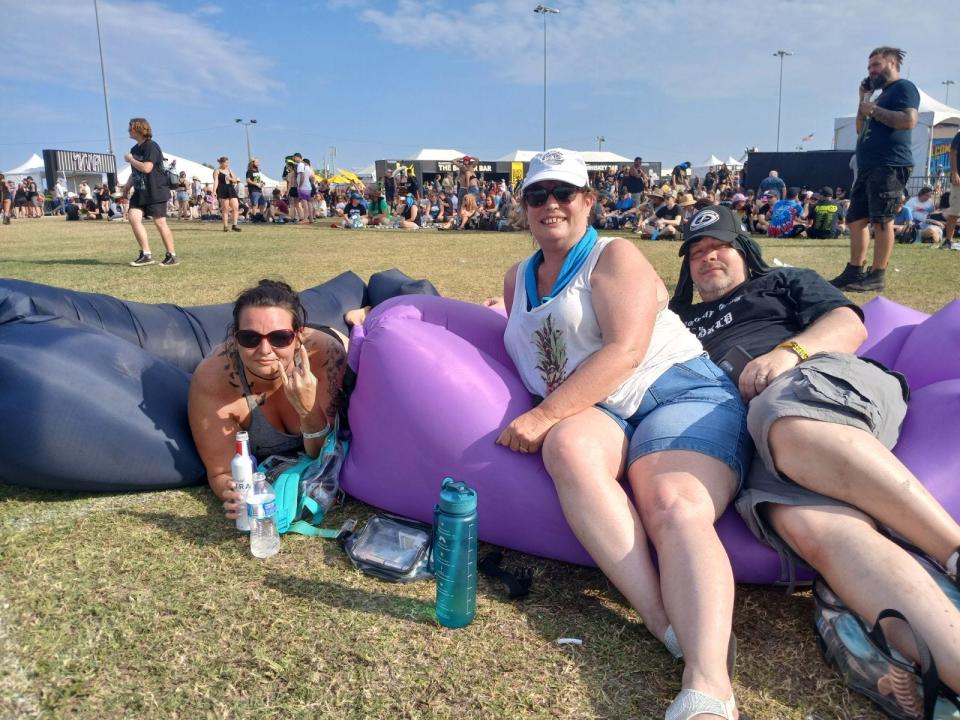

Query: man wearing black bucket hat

[670,205,960,695]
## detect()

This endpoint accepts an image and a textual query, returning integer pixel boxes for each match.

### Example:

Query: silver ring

[757,374,768,383]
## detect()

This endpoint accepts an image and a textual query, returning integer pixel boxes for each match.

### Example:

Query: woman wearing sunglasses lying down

[188,279,350,521]
[497,149,750,719]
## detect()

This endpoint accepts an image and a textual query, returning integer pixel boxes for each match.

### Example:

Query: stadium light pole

[596,135,605,152]
[943,80,955,105]
[235,119,257,162]
[534,4,559,151]
[93,0,115,158]
[773,50,792,152]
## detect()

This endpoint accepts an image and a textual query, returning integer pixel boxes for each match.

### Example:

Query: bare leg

[230,198,239,227]
[769,503,960,693]
[152,217,176,255]
[871,219,895,269]
[848,217,870,265]
[768,417,960,565]
[219,199,229,230]
[945,214,958,245]
[632,450,738,710]
[540,409,671,639]
[127,207,151,254]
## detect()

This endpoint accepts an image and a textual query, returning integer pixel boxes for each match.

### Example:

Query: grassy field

[1,217,957,720]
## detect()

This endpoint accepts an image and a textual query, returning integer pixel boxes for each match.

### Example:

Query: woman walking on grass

[121,117,178,267]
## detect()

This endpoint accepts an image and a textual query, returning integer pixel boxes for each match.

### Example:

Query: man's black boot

[829,263,865,289]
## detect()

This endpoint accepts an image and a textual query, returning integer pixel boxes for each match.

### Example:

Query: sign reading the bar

[436,161,493,173]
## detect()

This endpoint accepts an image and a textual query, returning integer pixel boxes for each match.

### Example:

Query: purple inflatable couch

[341,295,960,584]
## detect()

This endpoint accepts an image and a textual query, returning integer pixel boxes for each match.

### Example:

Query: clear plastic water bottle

[434,477,478,628]
[247,472,280,559]
[231,431,255,532]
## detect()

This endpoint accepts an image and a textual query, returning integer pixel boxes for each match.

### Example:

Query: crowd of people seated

[4,155,957,246]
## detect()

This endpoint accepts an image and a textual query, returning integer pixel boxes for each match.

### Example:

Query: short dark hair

[786,186,800,200]
[230,280,306,338]
[870,46,906,69]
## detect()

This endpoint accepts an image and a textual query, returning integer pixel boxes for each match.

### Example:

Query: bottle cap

[438,477,477,515]
[236,430,249,441]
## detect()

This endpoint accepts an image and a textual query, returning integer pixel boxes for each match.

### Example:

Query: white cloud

[356,0,955,104]
[194,4,223,15]
[3,0,280,104]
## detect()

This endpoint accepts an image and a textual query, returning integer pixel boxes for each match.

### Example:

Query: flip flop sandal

[665,688,737,720]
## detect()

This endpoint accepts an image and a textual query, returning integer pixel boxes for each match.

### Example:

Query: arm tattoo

[873,106,917,130]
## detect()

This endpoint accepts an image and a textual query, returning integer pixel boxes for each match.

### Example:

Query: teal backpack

[256,420,349,538]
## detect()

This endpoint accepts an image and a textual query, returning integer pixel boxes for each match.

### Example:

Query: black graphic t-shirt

[655,204,682,221]
[678,268,861,362]
[856,78,920,172]
[810,201,840,235]
[129,139,167,205]
[345,202,367,219]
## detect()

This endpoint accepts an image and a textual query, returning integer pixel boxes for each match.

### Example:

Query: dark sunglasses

[523,184,583,207]
[234,329,296,349]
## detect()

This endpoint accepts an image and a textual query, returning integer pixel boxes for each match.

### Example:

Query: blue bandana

[525,226,598,309]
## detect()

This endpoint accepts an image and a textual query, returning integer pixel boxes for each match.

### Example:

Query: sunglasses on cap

[234,329,297,349]
[523,183,583,207]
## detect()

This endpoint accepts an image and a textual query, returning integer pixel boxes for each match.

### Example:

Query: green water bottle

[434,477,478,628]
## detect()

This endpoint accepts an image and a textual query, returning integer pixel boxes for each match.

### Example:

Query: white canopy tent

[117,152,278,188]
[410,148,467,161]
[496,150,538,162]
[580,150,631,170]
[496,150,631,164]
[3,153,44,182]
[833,88,960,177]
[692,155,724,179]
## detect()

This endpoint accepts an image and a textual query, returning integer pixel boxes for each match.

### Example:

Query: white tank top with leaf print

[503,236,702,418]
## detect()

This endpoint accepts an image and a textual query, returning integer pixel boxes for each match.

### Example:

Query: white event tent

[410,148,467,161]
[3,153,45,182]
[496,150,631,170]
[833,88,960,178]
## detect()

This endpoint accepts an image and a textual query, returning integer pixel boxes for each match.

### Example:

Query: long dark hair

[229,279,306,337]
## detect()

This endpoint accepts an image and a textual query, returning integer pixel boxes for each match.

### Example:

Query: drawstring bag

[813,551,960,719]
[258,417,350,537]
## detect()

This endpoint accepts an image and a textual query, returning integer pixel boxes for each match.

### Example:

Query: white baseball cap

[522,148,589,191]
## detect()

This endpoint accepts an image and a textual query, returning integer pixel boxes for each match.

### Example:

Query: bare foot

[344,306,370,327]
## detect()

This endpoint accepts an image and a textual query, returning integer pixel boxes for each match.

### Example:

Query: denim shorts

[597,355,752,488]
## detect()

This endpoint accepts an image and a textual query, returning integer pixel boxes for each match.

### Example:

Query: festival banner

[930,138,952,175]
[511,162,524,190]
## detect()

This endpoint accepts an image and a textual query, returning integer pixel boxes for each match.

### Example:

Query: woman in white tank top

[497,150,749,720]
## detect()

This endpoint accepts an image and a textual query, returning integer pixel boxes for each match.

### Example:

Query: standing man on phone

[830,47,919,292]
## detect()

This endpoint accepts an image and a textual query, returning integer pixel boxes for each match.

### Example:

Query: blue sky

[3,0,957,180]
